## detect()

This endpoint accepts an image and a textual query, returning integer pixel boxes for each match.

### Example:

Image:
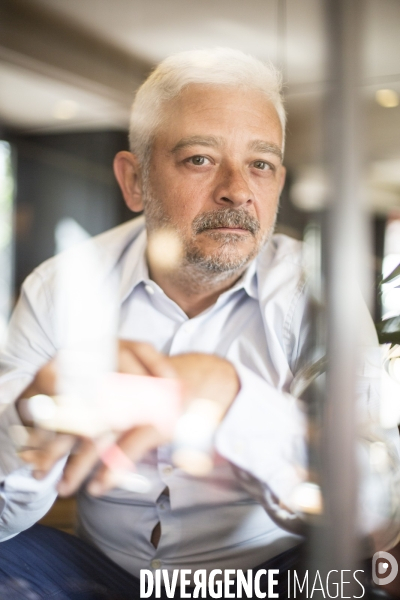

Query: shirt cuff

[215,363,307,505]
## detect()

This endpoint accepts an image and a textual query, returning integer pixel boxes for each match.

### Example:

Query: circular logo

[372,551,398,585]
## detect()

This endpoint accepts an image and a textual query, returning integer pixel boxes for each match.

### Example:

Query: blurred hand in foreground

[16,341,239,496]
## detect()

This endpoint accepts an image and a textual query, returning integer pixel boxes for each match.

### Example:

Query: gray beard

[184,230,258,274]
[142,185,275,286]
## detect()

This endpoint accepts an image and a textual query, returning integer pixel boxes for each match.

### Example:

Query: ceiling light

[375,89,399,108]
[53,99,78,120]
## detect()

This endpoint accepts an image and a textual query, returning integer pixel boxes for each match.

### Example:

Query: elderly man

[0,48,397,599]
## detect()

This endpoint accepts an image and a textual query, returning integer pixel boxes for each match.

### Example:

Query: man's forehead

[153,84,284,158]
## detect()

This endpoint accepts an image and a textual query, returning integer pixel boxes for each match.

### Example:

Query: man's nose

[213,166,253,208]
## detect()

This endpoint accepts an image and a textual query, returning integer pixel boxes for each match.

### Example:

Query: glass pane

[0,141,14,345]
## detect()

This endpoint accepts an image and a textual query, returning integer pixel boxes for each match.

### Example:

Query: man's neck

[148,259,246,319]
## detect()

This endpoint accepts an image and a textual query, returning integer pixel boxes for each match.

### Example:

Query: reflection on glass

[0,141,14,347]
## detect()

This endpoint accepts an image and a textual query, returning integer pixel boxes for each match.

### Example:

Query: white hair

[129,47,286,164]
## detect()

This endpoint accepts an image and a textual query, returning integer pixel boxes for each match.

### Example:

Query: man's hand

[16,341,178,489]
[87,350,240,495]
[16,341,240,496]
[170,352,239,410]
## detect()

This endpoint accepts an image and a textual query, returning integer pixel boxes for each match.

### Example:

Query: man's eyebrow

[171,136,222,153]
[170,136,283,161]
[248,140,283,161]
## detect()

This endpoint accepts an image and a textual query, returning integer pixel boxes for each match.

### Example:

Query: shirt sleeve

[215,265,400,549]
[215,362,307,505]
[0,268,63,541]
[214,253,310,518]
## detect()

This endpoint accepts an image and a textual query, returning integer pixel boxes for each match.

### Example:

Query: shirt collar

[241,258,259,300]
[119,223,260,304]
[221,258,259,301]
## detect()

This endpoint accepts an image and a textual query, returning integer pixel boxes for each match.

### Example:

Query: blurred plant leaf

[382,263,400,284]
[376,316,400,345]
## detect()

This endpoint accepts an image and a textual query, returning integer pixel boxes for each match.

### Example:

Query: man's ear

[113,151,144,213]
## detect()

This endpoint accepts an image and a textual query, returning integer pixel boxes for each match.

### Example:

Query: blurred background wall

[0,0,399,318]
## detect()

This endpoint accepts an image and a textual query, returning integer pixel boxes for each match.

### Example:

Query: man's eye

[188,156,208,166]
[253,160,271,170]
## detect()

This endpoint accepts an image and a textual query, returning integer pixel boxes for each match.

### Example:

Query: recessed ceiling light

[53,99,78,120]
[375,89,399,108]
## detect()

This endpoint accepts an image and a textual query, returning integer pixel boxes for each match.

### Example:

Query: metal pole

[320,0,367,584]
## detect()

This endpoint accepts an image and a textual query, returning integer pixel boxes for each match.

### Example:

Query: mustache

[192,209,260,236]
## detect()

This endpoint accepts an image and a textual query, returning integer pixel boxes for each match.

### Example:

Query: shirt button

[145,285,155,295]
[151,559,162,569]
[163,465,173,475]
[159,502,165,510]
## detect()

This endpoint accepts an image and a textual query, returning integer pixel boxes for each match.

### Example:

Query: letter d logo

[372,551,398,585]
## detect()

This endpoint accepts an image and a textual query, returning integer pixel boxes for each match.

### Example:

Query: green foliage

[376,263,400,346]
[376,316,400,346]
[382,263,400,286]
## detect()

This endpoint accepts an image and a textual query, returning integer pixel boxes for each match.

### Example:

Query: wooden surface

[39,497,76,535]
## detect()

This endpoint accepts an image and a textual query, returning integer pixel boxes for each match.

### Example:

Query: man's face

[143,84,286,274]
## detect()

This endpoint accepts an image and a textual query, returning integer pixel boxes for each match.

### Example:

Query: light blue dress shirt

[0,216,398,577]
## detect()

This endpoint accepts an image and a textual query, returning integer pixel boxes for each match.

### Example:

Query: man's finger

[19,433,76,478]
[119,340,176,379]
[57,437,100,497]
[122,425,165,461]
[87,425,165,496]
[19,362,57,401]
[17,361,58,426]
[9,425,55,451]
[118,347,150,376]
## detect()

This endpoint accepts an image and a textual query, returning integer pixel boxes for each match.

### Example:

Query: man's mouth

[203,226,249,233]
[192,209,260,237]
